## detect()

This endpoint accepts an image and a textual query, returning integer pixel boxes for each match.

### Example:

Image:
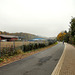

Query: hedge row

[22,43,46,52]
[1,46,17,57]
[0,41,56,57]
[22,40,56,52]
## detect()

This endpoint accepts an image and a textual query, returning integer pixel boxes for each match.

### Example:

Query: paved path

[59,44,75,75]
[0,42,64,75]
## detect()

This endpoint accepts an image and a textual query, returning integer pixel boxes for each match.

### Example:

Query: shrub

[0,58,3,62]
[15,49,23,54]
[23,45,29,52]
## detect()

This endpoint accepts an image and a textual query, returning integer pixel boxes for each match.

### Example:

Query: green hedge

[0,41,56,57]
[22,43,52,52]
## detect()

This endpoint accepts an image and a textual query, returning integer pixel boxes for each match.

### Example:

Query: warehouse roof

[0,35,18,38]
[29,38,46,41]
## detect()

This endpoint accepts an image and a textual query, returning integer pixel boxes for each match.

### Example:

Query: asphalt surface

[0,42,64,75]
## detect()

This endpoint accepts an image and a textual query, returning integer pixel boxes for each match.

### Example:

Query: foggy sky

[0,0,75,37]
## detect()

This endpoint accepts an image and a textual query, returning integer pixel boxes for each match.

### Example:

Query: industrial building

[0,35,18,41]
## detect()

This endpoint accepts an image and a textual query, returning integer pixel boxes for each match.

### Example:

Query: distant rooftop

[0,35,18,38]
[29,38,46,41]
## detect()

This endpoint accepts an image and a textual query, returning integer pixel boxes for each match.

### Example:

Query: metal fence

[0,40,56,57]
[0,40,48,57]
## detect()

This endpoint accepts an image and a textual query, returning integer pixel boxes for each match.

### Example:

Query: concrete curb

[51,43,66,75]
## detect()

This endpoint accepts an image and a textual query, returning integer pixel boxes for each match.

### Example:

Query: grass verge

[0,42,58,67]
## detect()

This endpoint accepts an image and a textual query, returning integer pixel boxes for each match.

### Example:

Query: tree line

[57,17,75,45]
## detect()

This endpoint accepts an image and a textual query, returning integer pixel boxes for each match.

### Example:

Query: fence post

[22,40,24,51]
[0,40,1,57]
[13,40,15,52]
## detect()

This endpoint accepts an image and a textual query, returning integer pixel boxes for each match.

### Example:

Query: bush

[0,58,3,62]
[15,49,23,54]
[34,43,38,49]
[22,43,49,52]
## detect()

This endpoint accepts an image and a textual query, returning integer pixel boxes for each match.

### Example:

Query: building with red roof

[0,35,18,41]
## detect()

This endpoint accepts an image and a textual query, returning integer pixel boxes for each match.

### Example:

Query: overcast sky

[0,0,75,37]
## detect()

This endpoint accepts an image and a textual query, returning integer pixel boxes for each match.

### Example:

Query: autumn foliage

[57,32,66,41]
[57,17,75,44]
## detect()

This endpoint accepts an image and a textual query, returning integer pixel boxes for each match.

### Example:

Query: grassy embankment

[0,42,58,67]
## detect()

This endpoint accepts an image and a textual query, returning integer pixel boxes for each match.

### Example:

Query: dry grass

[0,41,38,48]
